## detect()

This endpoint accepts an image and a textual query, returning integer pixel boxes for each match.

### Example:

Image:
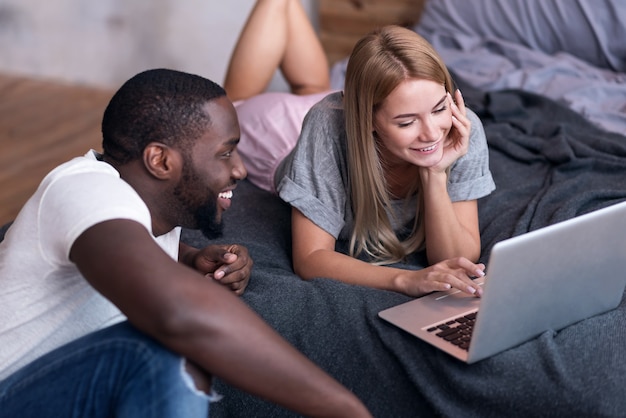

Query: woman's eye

[434,105,447,114]
[398,120,414,128]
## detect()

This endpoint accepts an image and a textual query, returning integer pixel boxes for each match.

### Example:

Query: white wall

[0,0,316,91]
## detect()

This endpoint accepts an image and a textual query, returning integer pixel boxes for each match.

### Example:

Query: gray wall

[0,0,316,91]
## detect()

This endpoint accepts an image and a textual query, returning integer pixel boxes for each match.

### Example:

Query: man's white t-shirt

[0,151,181,381]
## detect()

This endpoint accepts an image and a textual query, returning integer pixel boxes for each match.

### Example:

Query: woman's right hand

[396,257,485,297]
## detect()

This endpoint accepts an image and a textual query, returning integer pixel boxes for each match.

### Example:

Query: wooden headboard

[318,0,427,66]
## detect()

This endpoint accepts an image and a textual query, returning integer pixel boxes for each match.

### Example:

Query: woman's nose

[419,117,439,142]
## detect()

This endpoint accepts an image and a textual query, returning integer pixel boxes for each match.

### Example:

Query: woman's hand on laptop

[397,257,485,297]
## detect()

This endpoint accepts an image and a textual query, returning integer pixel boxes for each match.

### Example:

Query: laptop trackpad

[379,280,484,331]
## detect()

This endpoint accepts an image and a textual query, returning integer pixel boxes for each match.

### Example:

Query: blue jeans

[0,321,215,418]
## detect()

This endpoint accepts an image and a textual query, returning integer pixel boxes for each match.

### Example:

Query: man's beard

[194,198,224,240]
[173,163,224,240]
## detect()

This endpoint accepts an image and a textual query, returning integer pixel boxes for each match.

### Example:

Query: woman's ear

[143,142,182,180]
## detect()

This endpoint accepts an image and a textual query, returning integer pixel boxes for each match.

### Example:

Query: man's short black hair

[102,68,227,164]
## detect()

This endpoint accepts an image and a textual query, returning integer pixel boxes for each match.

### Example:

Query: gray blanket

[182,81,626,417]
[1,83,624,417]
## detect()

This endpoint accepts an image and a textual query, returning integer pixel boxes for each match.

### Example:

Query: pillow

[415,0,626,72]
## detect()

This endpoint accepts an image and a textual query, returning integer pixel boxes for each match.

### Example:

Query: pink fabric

[234,91,332,193]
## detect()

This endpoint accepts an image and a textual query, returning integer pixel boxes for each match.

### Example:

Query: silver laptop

[379,201,626,364]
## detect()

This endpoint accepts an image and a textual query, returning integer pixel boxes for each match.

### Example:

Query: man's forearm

[160,284,371,417]
[178,242,199,267]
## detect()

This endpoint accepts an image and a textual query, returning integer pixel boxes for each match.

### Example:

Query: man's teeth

[218,190,233,199]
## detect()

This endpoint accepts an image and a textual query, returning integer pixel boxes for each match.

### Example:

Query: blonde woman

[227,0,495,297]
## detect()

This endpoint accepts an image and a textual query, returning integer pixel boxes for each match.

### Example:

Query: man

[0,68,371,417]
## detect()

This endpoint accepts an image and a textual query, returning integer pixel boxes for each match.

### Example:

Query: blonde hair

[343,25,454,264]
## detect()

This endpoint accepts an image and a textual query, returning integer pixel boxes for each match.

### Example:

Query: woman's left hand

[429,89,471,173]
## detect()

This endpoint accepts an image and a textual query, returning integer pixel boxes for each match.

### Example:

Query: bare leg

[224,0,330,101]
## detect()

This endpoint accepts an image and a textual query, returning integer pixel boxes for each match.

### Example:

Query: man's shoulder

[38,150,126,199]
[44,150,118,183]
[37,152,149,230]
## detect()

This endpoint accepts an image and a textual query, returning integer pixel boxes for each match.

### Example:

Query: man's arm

[70,219,370,417]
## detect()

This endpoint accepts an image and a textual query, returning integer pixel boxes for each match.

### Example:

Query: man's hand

[187,244,253,295]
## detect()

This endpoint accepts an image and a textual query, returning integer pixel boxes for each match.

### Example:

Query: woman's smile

[413,141,440,154]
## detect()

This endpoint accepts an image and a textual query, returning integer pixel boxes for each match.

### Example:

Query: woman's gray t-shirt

[275,91,495,241]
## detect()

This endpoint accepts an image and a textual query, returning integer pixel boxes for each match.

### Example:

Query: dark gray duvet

[184,79,626,417]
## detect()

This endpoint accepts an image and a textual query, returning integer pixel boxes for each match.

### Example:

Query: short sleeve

[39,168,152,266]
[275,93,351,239]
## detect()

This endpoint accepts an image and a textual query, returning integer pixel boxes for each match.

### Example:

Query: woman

[226,0,495,297]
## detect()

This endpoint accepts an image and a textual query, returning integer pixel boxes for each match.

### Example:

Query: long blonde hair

[343,25,454,264]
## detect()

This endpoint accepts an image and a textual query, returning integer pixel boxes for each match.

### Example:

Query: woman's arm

[420,170,481,264]
[291,208,484,297]
[419,90,482,264]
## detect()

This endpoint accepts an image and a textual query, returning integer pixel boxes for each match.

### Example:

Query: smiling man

[0,68,371,418]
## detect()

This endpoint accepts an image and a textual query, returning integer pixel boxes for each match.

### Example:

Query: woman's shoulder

[304,91,344,125]
[307,90,343,111]
[465,107,487,141]
[319,90,343,104]
[291,92,347,157]
[465,107,481,125]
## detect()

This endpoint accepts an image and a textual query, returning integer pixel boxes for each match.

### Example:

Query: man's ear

[142,142,182,180]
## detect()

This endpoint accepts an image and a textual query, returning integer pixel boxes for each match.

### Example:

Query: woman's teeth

[419,144,436,152]
[218,190,233,199]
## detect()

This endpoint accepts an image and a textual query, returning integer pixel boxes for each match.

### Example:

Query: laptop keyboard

[426,312,477,351]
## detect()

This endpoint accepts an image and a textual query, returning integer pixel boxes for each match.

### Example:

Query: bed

[197,1,626,416]
[2,1,625,416]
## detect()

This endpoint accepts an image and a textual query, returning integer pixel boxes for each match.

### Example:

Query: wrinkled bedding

[414,29,626,136]
[414,0,626,136]
[330,0,626,136]
[179,78,626,417]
